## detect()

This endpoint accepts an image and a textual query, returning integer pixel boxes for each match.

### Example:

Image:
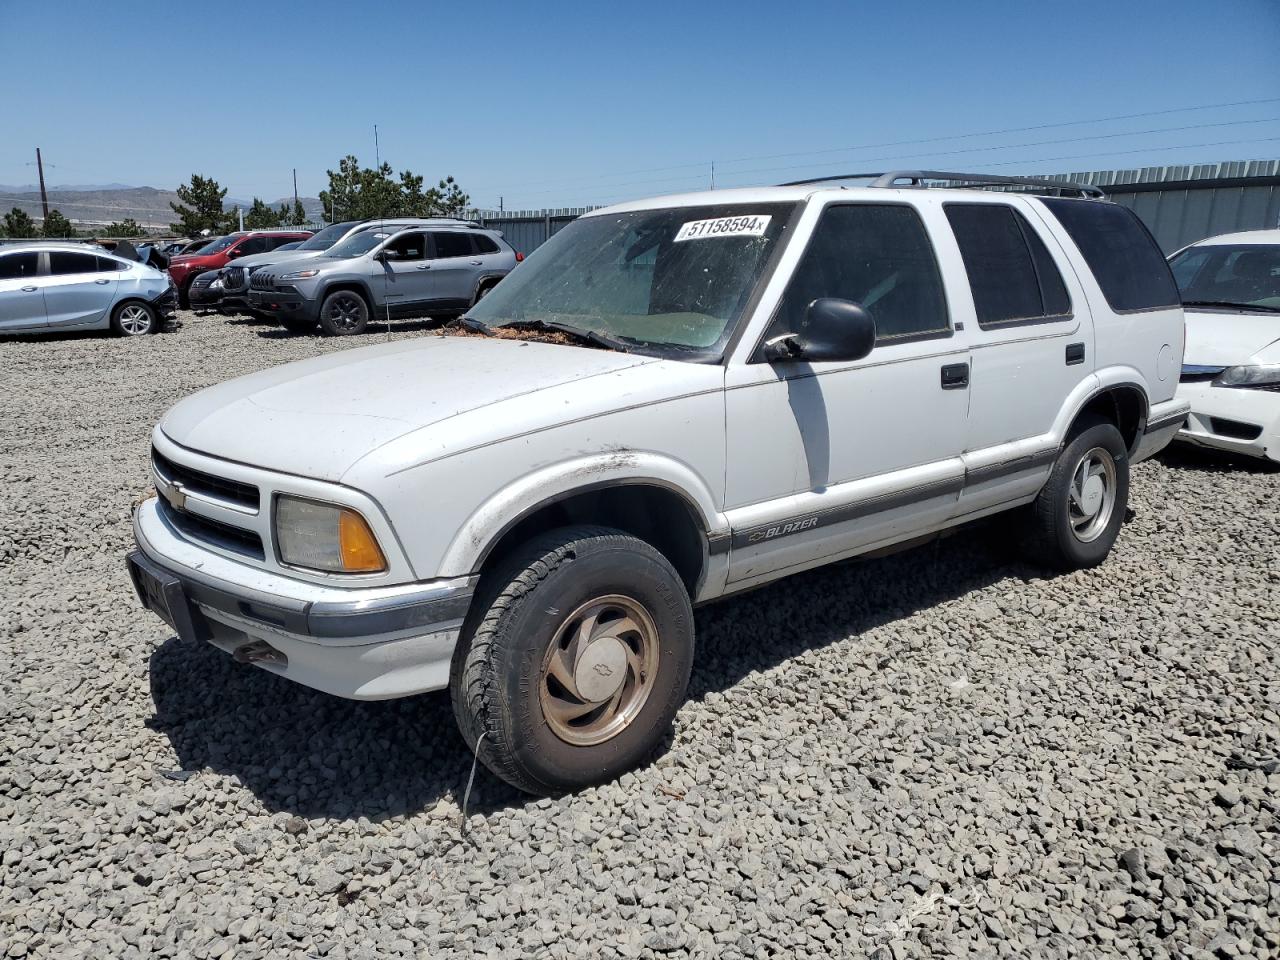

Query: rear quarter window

[1040,198,1178,312]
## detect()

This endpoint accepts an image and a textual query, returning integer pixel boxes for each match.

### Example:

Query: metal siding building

[476,160,1280,254]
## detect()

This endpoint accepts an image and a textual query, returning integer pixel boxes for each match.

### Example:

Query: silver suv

[248,223,518,335]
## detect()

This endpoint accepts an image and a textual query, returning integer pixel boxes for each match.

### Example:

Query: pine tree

[169,175,234,236]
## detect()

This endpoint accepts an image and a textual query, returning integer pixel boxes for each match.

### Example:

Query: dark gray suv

[248,223,519,335]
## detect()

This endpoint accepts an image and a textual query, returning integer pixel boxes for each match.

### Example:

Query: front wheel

[1021,415,1129,570]
[450,526,694,796]
[318,290,369,336]
[111,301,157,336]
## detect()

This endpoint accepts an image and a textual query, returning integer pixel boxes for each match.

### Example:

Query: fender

[315,277,377,311]
[1052,367,1150,443]
[438,450,728,578]
[470,272,507,302]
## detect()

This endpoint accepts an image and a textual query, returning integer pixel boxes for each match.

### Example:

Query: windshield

[195,235,241,256]
[468,203,797,357]
[325,228,398,260]
[1169,243,1280,310]
[184,237,223,254]
[297,221,357,251]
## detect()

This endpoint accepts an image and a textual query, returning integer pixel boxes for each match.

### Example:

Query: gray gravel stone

[2,311,1278,959]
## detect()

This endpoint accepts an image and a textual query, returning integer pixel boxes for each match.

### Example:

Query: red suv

[168,230,312,307]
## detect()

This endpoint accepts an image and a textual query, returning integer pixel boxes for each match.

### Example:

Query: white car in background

[1170,230,1280,462]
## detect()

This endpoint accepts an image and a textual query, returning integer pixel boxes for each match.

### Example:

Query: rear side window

[0,252,39,279]
[432,232,473,259]
[473,234,500,254]
[945,203,1070,326]
[775,204,950,341]
[1041,198,1178,312]
[237,237,268,256]
[49,251,103,275]
[96,256,128,272]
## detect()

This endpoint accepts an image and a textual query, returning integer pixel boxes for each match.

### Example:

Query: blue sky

[2,0,1278,212]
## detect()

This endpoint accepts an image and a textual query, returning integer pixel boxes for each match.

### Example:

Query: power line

[495,116,1280,204]
[483,96,1280,196]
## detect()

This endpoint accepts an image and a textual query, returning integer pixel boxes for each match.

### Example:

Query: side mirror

[762,298,876,363]
[227,248,244,259]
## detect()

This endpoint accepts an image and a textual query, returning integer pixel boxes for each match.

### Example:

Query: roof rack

[779,170,1106,199]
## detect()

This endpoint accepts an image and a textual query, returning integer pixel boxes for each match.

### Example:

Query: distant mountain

[0,185,325,229]
[0,182,137,193]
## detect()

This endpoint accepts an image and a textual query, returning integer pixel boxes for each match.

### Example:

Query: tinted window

[1041,199,1178,312]
[385,232,426,261]
[774,204,949,340]
[946,204,1070,325]
[49,251,103,275]
[236,237,268,256]
[1167,243,1280,309]
[0,252,38,280]
[473,234,500,254]
[96,256,128,272]
[432,232,473,259]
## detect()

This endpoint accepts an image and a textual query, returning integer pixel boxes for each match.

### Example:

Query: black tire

[1021,414,1129,570]
[317,290,369,336]
[110,300,157,337]
[279,315,317,334]
[450,526,694,796]
[472,280,497,306]
[177,282,191,310]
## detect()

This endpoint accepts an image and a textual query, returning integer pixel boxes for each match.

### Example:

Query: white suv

[127,171,1188,795]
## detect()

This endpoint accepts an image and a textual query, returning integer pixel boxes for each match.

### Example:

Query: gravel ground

[2,311,1278,960]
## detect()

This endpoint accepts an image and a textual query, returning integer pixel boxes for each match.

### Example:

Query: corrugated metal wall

[474,161,1280,254]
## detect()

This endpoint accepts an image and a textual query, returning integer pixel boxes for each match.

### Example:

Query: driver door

[723,200,973,588]
[374,231,435,311]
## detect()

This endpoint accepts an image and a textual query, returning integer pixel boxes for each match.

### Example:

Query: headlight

[280,268,319,280]
[1215,364,1280,388]
[275,496,386,574]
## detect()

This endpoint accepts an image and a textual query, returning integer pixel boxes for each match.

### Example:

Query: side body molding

[439,451,729,594]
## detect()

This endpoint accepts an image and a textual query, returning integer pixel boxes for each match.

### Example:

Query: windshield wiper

[460,316,634,353]
[1183,299,1280,314]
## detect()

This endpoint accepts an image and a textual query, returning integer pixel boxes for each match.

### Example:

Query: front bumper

[188,284,223,309]
[149,287,177,319]
[129,498,475,699]
[1175,381,1280,462]
[248,287,316,321]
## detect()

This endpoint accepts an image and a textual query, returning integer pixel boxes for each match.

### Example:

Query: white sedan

[1170,229,1280,462]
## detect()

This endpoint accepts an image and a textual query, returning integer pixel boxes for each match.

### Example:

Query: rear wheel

[1021,415,1129,570]
[110,301,156,337]
[472,280,498,306]
[318,290,369,336]
[450,526,694,796]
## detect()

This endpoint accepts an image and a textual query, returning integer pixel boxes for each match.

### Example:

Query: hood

[160,336,659,481]
[232,249,322,269]
[1183,309,1280,366]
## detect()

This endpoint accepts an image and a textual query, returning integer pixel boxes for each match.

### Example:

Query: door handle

[21,285,37,292]
[95,279,110,285]
[470,260,483,265]
[1065,342,1086,365]
[416,264,431,270]
[940,362,969,390]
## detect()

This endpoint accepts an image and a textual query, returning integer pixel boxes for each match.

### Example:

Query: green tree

[2,208,37,238]
[281,198,307,226]
[318,156,470,221]
[41,209,77,238]
[243,198,282,229]
[169,174,234,236]
[106,218,146,238]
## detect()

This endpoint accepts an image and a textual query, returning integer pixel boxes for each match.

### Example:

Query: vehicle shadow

[147,533,1020,822]
[1155,443,1280,474]
[250,317,454,341]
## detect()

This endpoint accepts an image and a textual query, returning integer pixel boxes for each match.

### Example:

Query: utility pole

[499,196,504,214]
[36,147,49,219]
[710,160,716,191]
[293,168,299,221]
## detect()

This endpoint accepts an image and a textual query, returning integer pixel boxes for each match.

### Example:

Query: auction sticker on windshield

[674,215,772,242]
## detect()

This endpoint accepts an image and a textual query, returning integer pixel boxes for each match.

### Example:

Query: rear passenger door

[942,200,1093,513]
[428,231,482,307]
[42,251,121,327]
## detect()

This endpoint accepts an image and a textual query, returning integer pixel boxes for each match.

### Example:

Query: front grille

[250,272,275,290]
[153,448,260,511]
[191,277,213,290]
[1208,417,1263,441]
[161,499,265,560]
[224,266,245,291]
